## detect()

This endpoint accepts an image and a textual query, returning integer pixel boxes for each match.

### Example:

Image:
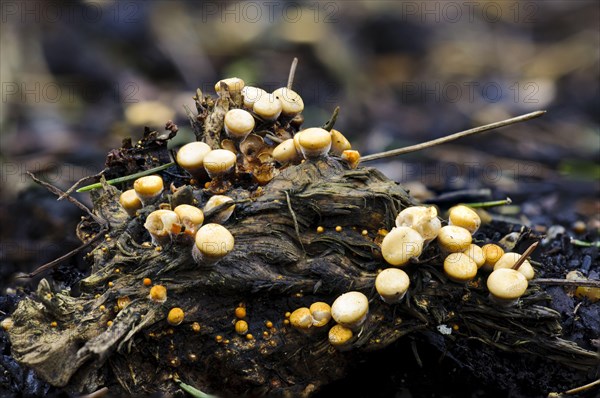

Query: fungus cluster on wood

[4,62,596,398]
[375,201,536,303]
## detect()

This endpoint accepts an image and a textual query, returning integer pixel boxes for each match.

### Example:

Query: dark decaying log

[7,155,598,397]
[6,79,598,396]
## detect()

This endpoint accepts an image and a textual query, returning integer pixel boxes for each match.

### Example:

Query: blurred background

[0,0,598,309]
[0,1,599,396]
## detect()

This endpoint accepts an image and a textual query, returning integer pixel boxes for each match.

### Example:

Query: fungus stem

[462,198,512,208]
[287,57,299,90]
[322,106,340,132]
[360,110,546,163]
[511,241,538,271]
[76,162,176,192]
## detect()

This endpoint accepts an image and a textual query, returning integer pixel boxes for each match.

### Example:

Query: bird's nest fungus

[5,64,599,397]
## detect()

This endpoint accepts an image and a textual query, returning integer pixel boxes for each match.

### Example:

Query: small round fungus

[487,268,528,305]
[493,252,535,280]
[168,308,185,326]
[341,150,361,169]
[272,138,301,164]
[235,306,246,319]
[144,209,181,246]
[309,302,332,327]
[380,226,424,266]
[329,129,352,156]
[150,285,167,303]
[214,77,245,95]
[448,205,481,234]
[298,128,332,159]
[203,195,235,224]
[241,86,267,108]
[463,244,485,268]
[174,204,204,234]
[481,243,505,271]
[331,291,369,329]
[253,93,282,121]
[176,142,212,178]
[273,87,304,116]
[224,109,255,140]
[290,307,313,331]
[235,320,249,335]
[395,206,441,241]
[328,324,354,348]
[193,223,235,264]
[375,268,410,304]
[203,149,237,179]
[117,296,131,310]
[444,252,478,283]
[119,189,142,217]
[134,175,164,205]
[437,225,472,253]
[1,317,14,331]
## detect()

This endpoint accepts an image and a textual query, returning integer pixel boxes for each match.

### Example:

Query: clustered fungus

[241,86,267,109]
[494,252,535,280]
[331,291,369,330]
[203,149,237,179]
[309,302,332,327]
[192,223,235,265]
[297,128,332,158]
[149,285,167,303]
[203,195,235,224]
[273,87,304,117]
[173,204,204,235]
[328,324,354,349]
[6,67,591,398]
[437,225,473,253]
[374,194,534,304]
[375,268,410,304]
[224,108,255,141]
[481,243,505,271]
[143,209,181,246]
[444,252,478,283]
[253,93,282,121]
[119,189,142,216]
[214,77,245,95]
[235,320,249,335]
[448,205,481,233]
[395,205,441,242]
[329,129,352,156]
[134,175,164,205]
[486,268,528,306]
[167,308,185,326]
[290,307,313,332]
[380,226,424,266]
[175,142,212,179]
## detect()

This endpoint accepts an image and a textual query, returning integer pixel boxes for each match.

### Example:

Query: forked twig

[27,171,103,224]
[360,110,546,163]
[59,168,107,200]
[20,171,109,278]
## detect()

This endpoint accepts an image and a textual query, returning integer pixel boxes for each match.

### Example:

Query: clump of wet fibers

[1,61,598,398]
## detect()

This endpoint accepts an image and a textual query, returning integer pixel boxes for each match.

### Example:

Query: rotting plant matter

[5,59,599,397]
